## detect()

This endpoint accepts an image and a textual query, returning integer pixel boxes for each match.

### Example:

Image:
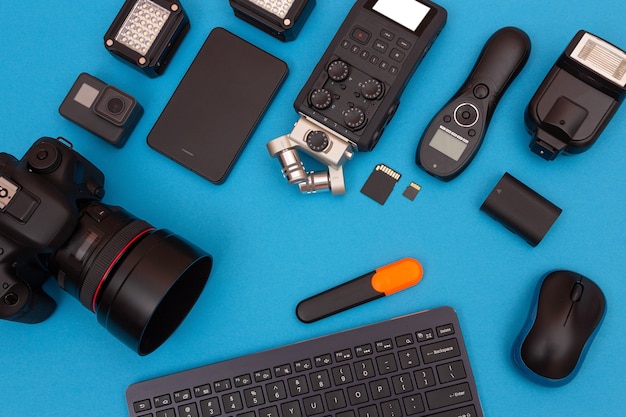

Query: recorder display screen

[372,0,430,31]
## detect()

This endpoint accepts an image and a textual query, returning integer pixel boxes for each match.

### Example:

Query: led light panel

[247,0,295,18]
[115,0,171,55]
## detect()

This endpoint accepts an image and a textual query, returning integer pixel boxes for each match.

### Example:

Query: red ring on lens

[90,227,155,312]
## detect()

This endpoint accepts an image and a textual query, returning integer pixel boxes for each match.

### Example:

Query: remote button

[327,60,350,81]
[454,103,479,128]
[473,83,489,99]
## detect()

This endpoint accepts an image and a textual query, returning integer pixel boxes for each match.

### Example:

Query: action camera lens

[52,202,212,355]
[107,97,125,114]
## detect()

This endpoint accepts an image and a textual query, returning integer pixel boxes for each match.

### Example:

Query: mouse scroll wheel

[570,282,584,302]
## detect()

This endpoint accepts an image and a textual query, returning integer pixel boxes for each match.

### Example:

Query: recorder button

[328,60,350,81]
[310,89,332,110]
[343,107,366,129]
[306,131,330,152]
[361,79,383,100]
[351,27,370,44]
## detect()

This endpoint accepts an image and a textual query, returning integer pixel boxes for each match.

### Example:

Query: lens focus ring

[79,219,154,311]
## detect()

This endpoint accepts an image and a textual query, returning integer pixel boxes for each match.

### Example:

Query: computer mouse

[513,270,606,386]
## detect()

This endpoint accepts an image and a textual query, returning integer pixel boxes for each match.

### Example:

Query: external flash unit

[526,30,626,160]
[229,0,315,41]
[104,0,190,77]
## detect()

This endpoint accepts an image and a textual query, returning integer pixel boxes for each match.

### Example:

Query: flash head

[525,30,626,160]
[104,0,190,77]
[229,0,315,41]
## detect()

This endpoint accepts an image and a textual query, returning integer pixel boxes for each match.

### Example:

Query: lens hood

[95,229,213,355]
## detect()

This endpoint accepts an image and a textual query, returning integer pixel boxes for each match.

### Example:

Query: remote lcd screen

[372,0,430,31]
[429,127,467,161]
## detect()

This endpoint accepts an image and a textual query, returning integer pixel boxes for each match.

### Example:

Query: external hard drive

[480,172,562,246]
[148,27,288,184]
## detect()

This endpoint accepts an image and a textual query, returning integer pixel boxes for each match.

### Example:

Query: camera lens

[106,97,125,114]
[52,202,213,355]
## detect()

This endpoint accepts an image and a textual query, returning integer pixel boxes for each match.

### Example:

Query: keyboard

[126,306,484,417]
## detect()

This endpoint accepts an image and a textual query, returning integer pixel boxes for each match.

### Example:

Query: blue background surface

[1,1,625,416]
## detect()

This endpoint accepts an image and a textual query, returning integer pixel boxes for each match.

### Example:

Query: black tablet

[148,27,288,184]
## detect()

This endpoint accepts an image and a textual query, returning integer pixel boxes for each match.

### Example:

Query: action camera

[59,72,143,147]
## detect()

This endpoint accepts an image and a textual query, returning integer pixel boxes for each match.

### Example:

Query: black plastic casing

[416,27,530,180]
[480,172,562,247]
[294,0,447,152]
[525,30,626,160]
[59,73,143,148]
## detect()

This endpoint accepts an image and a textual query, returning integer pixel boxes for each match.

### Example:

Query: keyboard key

[370,379,391,399]
[347,384,369,405]
[398,348,420,369]
[355,344,373,357]
[234,374,252,387]
[425,382,473,410]
[281,400,303,417]
[380,399,402,417]
[354,359,376,379]
[376,354,398,374]
[266,381,287,401]
[199,398,220,417]
[395,334,414,347]
[254,369,272,382]
[194,384,212,397]
[259,405,280,417]
[375,339,393,352]
[358,405,379,417]
[425,405,478,417]
[310,370,331,390]
[421,338,461,364]
[325,389,347,410]
[178,403,199,417]
[214,379,232,392]
[294,359,313,372]
[287,375,309,396]
[174,389,192,403]
[391,373,413,394]
[436,360,467,384]
[222,392,243,412]
[402,394,424,415]
[436,324,455,337]
[133,399,151,413]
[154,394,172,407]
[302,394,324,416]
[156,408,176,417]
[332,364,354,385]
[244,386,265,407]
[414,368,436,389]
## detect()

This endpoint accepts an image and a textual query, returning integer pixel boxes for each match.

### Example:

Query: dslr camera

[0,137,213,355]
[59,73,143,147]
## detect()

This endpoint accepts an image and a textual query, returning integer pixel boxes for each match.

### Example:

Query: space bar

[425,405,477,417]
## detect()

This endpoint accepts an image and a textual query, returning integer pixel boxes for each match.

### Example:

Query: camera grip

[0,263,56,323]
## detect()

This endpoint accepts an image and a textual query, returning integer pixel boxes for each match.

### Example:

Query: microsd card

[360,164,401,205]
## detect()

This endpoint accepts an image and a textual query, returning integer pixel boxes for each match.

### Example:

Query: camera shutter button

[27,142,61,174]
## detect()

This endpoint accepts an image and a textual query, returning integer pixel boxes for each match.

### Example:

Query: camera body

[0,137,213,355]
[0,137,105,323]
[59,73,143,147]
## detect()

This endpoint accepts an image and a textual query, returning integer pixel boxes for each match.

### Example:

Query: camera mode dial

[361,79,383,100]
[306,131,330,152]
[27,141,61,174]
[310,89,332,110]
[343,107,366,129]
[327,60,349,81]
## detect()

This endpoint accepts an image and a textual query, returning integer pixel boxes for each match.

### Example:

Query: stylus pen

[296,258,423,323]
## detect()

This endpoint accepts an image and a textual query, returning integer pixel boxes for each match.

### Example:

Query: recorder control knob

[327,60,349,81]
[343,107,366,129]
[310,89,332,110]
[305,130,330,152]
[361,79,383,100]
